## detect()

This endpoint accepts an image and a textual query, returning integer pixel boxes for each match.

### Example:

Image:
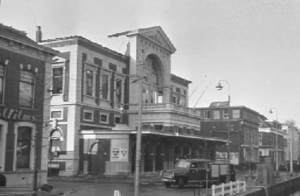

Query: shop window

[16,127,32,169]
[49,128,64,158]
[0,65,5,104]
[101,74,109,100]
[52,67,63,94]
[19,70,34,108]
[85,69,94,96]
[83,110,94,122]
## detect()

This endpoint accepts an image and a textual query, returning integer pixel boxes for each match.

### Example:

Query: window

[154,125,163,131]
[50,110,63,119]
[19,70,34,108]
[259,133,262,146]
[213,110,220,119]
[0,65,5,104]
[142,88,149,103]
[52,67,63,94]
[115,79,122,104]
[223,109,229,119]
[101,74,109,100]
[83,110,94,122]
[204,110,211,119]
[16,127,32,169]
[86,69,94,96]
[100,113,108,123]
[172,96,177,104]
[232,110,240,119]
[115,116,121,124]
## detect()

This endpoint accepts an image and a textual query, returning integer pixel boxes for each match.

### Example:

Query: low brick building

[0,24,57,188]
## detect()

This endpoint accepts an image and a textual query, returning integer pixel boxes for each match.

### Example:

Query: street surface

[50,181,208,196]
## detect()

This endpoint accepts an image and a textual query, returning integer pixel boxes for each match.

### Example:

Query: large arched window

[143,55,163,104]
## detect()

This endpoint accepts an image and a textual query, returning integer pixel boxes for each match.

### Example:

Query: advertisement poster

[111,147,128,161]
[216,151,239,165]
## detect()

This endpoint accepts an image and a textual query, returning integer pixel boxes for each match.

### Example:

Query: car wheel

[165,182,171,188]
[178,178,185,189]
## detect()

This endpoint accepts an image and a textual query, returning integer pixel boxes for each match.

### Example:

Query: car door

[198,161,208,181]
[189,162,199,181]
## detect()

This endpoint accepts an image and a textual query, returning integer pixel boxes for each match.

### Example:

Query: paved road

[50,181,209,196]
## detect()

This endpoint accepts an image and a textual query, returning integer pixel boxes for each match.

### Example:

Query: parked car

[160,159,235,188]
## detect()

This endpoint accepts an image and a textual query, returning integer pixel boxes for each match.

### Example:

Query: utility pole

[134,49,144,196]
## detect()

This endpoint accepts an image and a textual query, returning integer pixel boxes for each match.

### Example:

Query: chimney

[36,26,42,42]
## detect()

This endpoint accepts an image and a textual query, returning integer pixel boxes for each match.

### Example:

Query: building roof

[0,23,58,55]
[108,26,177,54]
[209,101,230,107]
[40,35,127,62]
[171,74,192,86]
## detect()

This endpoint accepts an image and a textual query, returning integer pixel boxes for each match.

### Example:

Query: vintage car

[160,159,235,188]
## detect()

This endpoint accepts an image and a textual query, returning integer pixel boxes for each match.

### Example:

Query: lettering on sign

[0,107,36,122]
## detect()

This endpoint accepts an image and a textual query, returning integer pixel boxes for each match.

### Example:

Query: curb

[48,177,163,185]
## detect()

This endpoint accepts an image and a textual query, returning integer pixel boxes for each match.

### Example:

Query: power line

[189,75,207,99]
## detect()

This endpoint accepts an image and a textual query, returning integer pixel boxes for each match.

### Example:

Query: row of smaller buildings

[0,23,298,189]
[198,103,299,171]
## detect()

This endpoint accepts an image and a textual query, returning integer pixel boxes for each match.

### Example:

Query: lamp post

[215,80,231,163]
[215,80,231,105]
[134,49,144,196]
[269,108,279,171]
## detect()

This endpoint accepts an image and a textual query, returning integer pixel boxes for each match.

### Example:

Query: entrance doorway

[89,139,110,175]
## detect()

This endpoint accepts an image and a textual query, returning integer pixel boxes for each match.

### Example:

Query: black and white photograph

[1,0,300,195]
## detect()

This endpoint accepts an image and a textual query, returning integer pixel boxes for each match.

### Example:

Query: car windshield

[175,160,190,168]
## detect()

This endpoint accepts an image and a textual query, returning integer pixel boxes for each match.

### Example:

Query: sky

[1,0,300,125]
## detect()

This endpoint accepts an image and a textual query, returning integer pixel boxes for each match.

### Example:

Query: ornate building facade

[41,26,227,176]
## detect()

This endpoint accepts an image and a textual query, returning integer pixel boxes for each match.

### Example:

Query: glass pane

[19,82,33,107]
[86,70,93,96]
[51,111,62,118]
[17,127,31,169]
[115,79,122,103]
[101,75,108,99]
[84,112,92,120]
[53,68,63,94]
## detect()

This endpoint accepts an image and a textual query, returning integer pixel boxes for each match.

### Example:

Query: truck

[160,159,236,188]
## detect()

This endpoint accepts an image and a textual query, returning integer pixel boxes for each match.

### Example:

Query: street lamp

[215,80,231,163]
[269,108,278,121]
[216,80,231,105]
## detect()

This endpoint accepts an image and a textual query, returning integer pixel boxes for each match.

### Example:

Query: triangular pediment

[138,26,176,53]
[108,26,176,54]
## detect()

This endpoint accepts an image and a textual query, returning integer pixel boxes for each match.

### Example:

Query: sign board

[111,147,128,161]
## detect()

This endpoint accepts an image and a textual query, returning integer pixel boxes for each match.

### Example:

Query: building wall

[42,37,130,176]
[198,106,260,166]
[0,27,56,188]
